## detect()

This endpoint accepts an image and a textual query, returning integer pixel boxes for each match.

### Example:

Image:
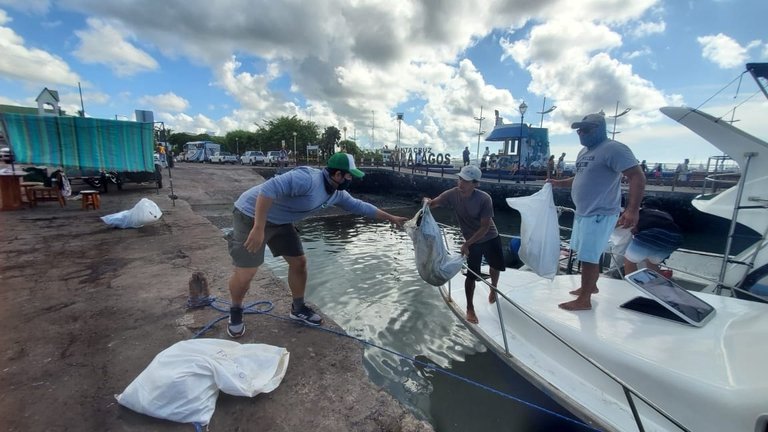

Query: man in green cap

[225,152,408,337]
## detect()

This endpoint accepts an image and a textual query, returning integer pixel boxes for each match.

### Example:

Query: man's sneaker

[227,307,245,338]
[289,304,323,326]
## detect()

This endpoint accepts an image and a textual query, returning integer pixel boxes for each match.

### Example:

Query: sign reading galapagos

[386,147,452,165]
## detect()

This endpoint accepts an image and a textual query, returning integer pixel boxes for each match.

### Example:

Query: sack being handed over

[405,202,464,286]
[506,183,560,279]
[101,198,163,228]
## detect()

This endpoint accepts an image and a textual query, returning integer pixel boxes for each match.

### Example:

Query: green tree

[319,126,341,160]
[255,116,319,162]
[339,139,361,158]
[225,129,260,155]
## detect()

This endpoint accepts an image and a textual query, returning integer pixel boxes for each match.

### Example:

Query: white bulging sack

[101,198,163,228]
[116,339,289,426]
[506,183,560,279]
[405,203,464,286]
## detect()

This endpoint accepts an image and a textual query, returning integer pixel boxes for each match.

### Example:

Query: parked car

[266,151,283,167]
[241,151,266,165]
[209,151,238,164]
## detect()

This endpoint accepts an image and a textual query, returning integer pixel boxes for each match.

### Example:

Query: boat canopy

[485,123,528,141]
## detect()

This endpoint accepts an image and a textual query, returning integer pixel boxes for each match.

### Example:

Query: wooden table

[0,173,25,210]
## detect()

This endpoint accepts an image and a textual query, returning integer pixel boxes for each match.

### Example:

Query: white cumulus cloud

[138,92,189,113]
[0,9,81,86]
[73,18,158,76]
[698,33,757,69]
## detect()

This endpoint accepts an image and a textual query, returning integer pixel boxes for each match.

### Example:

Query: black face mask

[336,177,352,191]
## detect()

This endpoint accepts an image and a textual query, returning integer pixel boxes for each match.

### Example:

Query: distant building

[484,111,551,169]
[36,87,61,116]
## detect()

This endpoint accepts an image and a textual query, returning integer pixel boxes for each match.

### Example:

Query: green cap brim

[350,168,365,178]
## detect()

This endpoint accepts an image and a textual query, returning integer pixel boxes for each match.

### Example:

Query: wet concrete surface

[0,163,432,431]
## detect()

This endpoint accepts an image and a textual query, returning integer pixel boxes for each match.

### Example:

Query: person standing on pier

[424,165,505,324]
[556,152,566,179]
[463,146,471,166]
[547,155,556,180]
[224,153,408,337]
[548,113,645,311]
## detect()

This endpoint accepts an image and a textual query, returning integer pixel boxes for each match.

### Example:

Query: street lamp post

[474,106,486,161]
[610,101,631,140]
[292,132,297,166]
[518,101,528,184]
[235,138,239,157]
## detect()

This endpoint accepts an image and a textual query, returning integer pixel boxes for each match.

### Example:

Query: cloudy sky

[0,0,766,165]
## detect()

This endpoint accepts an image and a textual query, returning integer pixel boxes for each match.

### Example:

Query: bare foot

[558,298,592,311]
[466,309,479,324]
[488,290,497,304]
[569,287,599,296]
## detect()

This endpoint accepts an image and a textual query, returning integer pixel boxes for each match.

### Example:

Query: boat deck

[441,269,768,431]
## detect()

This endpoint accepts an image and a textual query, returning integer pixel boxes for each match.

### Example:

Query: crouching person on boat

[547,113,645,311]
[622,199,683,276]
[423,165,505,324]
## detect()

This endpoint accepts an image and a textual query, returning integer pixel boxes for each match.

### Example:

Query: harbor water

[264,206,589,431]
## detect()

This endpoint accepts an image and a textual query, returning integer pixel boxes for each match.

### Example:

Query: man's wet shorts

[570,213,619,264]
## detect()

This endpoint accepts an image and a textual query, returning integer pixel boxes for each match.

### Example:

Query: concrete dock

[0,163,433,431]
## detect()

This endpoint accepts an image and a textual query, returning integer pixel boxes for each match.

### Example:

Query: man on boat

[548,113,645,311]
[424,165,505,323]
[224,153,408,337]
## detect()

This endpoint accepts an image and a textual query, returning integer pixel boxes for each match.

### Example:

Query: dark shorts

[228,208,304,268]
[466,235,505,281]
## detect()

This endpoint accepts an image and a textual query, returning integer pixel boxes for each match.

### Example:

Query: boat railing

[437,220,692,432]
[701,171,740,195]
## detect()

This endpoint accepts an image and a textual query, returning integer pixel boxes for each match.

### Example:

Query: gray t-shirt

[571,140,638,217]
[436,187,498,242]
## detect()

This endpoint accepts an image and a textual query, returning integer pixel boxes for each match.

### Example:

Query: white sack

[609,227,633,256]
[405,202,464,286]
[116,339,289,426]
[506,183,560,279]
[101,198,163,228]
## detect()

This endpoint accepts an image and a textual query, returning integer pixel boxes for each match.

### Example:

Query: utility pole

[610,101,631,140]
[371,110,375,149]
[474,106,486,160]
[78,82,85,117]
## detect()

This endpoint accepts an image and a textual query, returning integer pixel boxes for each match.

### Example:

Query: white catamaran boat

[439,63,768,432]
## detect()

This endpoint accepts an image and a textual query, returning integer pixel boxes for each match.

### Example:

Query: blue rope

[189,297,273,339]
[190,298,599,431]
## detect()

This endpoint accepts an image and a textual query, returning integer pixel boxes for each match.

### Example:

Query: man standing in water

[548,113,645,311]
[424,165,505,323]
[225,152,408,337]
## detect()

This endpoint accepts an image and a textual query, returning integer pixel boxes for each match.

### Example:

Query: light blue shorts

[571,214,619,264]
[624,239,673,265]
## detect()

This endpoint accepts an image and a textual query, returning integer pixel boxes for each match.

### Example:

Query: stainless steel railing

[436,220,691,432]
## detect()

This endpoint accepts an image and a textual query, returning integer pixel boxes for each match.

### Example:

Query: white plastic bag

[405,202,464,286]
[116,339,289,426]
[101,198,163,228]
[506,183,560,279]
[608,227,633,256]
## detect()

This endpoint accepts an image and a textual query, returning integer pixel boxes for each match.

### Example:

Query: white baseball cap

[457,165,482,182]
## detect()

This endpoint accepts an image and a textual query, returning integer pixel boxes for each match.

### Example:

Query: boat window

[737,264,768,303]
